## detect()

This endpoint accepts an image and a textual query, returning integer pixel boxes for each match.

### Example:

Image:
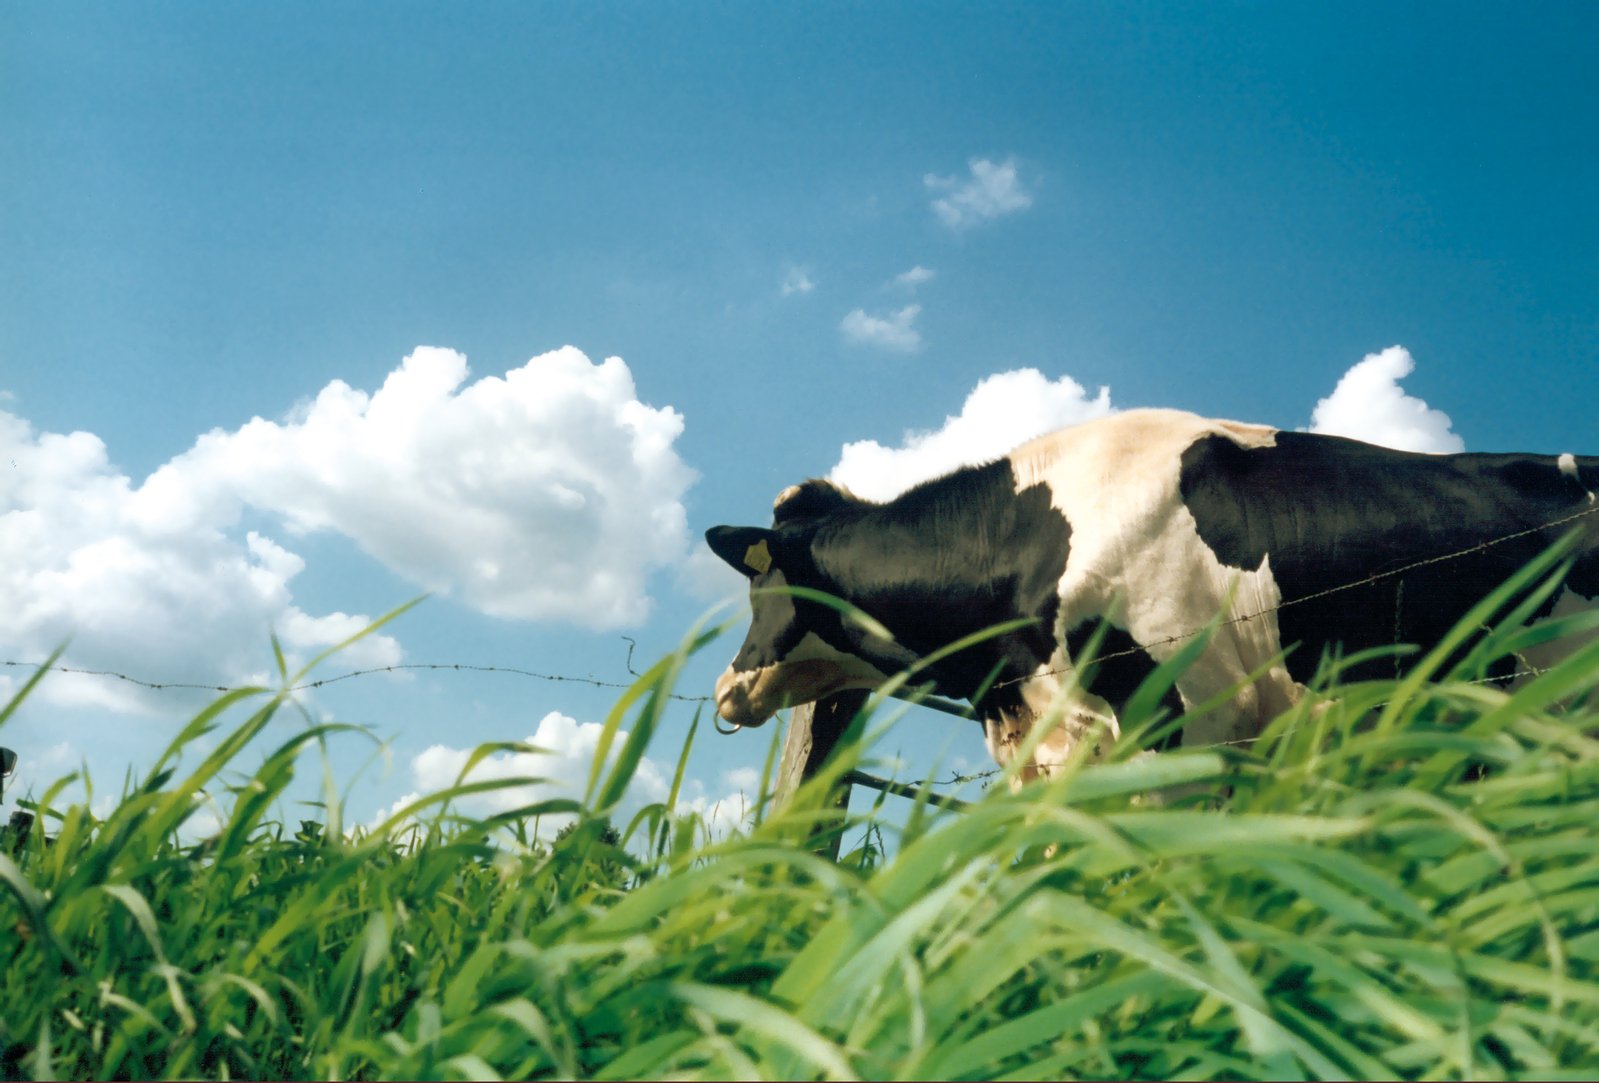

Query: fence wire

[0,658,715,703]
[994,500,1599,689]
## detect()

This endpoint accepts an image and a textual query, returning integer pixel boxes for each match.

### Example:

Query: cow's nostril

[714,667,755,724]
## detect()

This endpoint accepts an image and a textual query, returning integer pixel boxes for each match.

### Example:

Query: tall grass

[4,559,1599,1080]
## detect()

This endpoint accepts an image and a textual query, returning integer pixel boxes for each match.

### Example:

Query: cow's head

[705,480,919,727]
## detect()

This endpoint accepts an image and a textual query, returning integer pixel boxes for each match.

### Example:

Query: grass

[4,557,1599,1080]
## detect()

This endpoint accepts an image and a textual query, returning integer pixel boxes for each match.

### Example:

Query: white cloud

[924,157,1033,230]
[676,541,748,604]
[723,765,762,794]
[0,410,401,714]
[830,368,1115,501]
[0,345,696,712]
[1307,346,1464,454]
[780,265,815,297]
[892,266,936,290]
[149,346,695,628]
[372,710,754,840]
[841,305,923,353]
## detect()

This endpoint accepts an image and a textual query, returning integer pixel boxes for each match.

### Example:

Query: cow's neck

[811,460,1069,705]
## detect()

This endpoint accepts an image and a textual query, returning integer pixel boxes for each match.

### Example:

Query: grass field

[4,556,1599,1080]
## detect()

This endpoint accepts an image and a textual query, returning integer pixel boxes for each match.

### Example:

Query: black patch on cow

[1064,620,1186,748]
[1179,432,1599,686]
[727,569,804,672]
[771,458,1074,720]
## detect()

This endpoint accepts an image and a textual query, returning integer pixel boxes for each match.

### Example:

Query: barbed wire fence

[0,657,716,703]
[4,499,1598,816]
[0,645,1006,809]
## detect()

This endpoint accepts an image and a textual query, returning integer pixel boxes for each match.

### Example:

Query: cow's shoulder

[1009,409,1277,493]
[1005,410,1279,549]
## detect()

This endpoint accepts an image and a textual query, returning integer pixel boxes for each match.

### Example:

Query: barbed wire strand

[9,504,1591,702]
[0,658,714,703]
[993,500,1599,689]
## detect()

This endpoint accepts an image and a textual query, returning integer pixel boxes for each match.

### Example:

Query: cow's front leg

[1174,639,1302,751]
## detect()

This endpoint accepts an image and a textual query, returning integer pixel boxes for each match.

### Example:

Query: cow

[705,409,1599,780]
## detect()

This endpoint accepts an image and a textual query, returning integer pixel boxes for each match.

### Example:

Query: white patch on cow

[1009,409,1304,753]
[1558,453,1595,502]
[714,631,890,727]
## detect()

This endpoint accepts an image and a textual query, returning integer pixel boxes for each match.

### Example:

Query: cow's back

[1178,430,1599,683]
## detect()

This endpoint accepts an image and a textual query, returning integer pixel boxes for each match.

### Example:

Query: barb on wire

[929,766,1003,786]
[843,769,972,812]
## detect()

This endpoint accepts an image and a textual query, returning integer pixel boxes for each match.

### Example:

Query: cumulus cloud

[841,305,923,353]
[780,265,815,297]
[0,410,401,713]
[830,368,1115,501]
[1307,346,1464,454]
[0,345,696,711]
[155,346,696,627]
[372,710,754,839]
[924,157,1033,230]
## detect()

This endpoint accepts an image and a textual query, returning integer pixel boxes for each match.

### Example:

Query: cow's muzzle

[713,660,851,729]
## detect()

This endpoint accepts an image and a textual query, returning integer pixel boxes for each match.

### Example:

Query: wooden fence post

[773,690,869,861]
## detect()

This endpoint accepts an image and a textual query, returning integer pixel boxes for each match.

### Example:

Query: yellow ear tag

[743,539,773,574]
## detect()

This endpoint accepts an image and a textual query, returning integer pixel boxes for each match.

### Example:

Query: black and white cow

[706,409,1599,779]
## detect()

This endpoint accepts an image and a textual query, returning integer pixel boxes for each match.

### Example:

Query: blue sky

[3,4,1596,833]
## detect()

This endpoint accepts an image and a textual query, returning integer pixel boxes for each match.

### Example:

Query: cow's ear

[772,478,865,525]
[705,525,778,578]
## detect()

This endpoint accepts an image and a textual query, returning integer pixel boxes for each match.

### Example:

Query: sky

[3,4,1597,836]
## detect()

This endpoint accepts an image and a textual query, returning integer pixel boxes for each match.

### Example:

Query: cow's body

[706,410,1599,778]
